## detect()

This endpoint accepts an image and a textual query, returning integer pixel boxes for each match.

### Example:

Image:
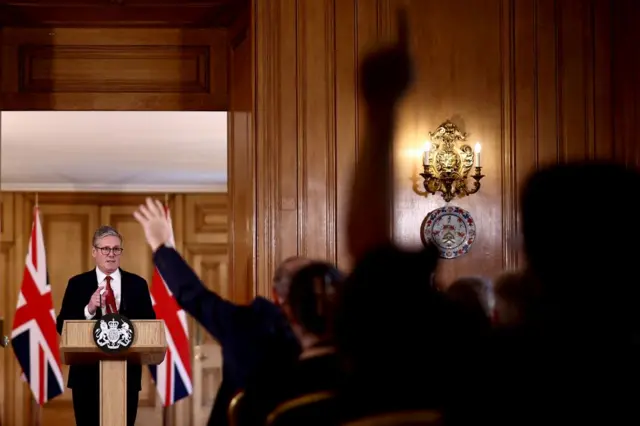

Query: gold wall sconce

[413,120,485,202]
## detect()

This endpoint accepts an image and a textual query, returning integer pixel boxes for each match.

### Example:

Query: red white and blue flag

[148,207,193,406]
[11,207,64,405]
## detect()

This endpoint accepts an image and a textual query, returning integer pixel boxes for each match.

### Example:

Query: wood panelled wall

[227,8,255,304]
[0,27,228,111]
[0,192,229,426]
[232,0,640,296]
[612,0,640,167]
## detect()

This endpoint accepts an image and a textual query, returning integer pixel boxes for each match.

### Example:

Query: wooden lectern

[60,320,167,426]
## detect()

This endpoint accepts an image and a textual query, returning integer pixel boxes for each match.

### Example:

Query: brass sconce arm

[417,167,484,202]
[455,166,485,196]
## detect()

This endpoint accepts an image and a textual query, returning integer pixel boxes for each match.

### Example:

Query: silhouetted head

[272,257,312,305]
[521,161,640,326]
[446,277,493,328]
[493,269,540,328]
[523,162,639,277]
[284,262,344,348]
[334,243,448,371]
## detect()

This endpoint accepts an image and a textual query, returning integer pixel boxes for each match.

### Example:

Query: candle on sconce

[423,141,432,166]
[474,142,482,167]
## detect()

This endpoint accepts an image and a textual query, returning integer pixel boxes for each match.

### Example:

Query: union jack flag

[11,207,64,405]
[148,207,193,406]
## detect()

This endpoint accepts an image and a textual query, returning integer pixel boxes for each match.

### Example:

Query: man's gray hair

[92,225,123,247]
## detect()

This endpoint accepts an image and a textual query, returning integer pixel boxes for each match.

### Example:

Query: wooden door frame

[0,6,255,423]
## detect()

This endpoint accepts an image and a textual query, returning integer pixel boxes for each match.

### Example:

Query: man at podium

[56,225,156,426]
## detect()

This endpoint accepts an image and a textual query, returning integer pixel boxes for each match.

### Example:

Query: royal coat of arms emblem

[93,313,135,353]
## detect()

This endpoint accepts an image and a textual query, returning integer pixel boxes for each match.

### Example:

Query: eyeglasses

[95,246,124,256]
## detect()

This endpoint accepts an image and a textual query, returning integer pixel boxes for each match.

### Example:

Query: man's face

[92,235,122,274]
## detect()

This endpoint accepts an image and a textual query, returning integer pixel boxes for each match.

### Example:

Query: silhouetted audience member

[490,161,640,426]
[336,8,491,424]
[522,162,640,323]
[446,277,493,328]
[131,197,310,426]
[334,243,488,424]
[492,269,539,329]
[237,262,344,426]
[335,243,442,385]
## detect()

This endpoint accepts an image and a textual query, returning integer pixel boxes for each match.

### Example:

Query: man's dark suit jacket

[55,268,156,391]
[152,245,300,426]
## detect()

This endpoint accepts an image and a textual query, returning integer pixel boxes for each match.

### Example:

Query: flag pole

[161,194,171,426]
[31,195,43,426]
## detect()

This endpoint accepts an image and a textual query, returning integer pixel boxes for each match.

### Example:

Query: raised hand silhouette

[360,8,414,106]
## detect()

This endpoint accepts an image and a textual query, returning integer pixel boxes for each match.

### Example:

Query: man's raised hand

[360,7,414,107]
[133,198,172,252]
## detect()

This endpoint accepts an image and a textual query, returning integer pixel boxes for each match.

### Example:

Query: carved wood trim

[1,28,228,111]
[0,194,15,243]
[21,193,179,206]
[4,194,30,426]
[0,242,15,426]
[0,1,248,28]
[500,0,518,270]
[254,0,279,298]
[18,45,211,94]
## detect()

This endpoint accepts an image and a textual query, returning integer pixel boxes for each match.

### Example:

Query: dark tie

[104,275,118,314]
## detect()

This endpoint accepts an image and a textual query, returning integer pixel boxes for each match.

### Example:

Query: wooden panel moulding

[18,45,211,93]
[1,28,228,111]
[0,0,248,28]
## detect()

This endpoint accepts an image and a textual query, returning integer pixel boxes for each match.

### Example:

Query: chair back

[266,391,338,426]
[227,391,245,426]
[341,410,443,426]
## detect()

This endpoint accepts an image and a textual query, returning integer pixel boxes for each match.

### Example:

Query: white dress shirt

[84,268,122,319]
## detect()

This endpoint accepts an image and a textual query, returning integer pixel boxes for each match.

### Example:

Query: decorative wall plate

[421,206,476,259]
